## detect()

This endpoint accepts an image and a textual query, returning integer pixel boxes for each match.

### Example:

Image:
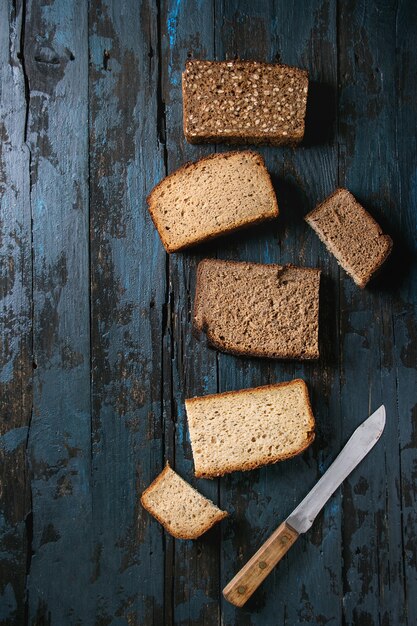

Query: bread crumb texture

[140,463,228,539]
[193,259,320,359]
[306,188,393,288]
[147,151,278,252]
[185,379,315,478]
[183,60,308,146]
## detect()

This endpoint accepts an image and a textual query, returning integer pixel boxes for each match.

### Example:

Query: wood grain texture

[159,1,222,623]
[223,521,299,607]
[0,2,32,623]
[89,0,166,623]
[23,1,92,623]
[395,2,417,621]
[338,2,411,623]
[0,0,416,624]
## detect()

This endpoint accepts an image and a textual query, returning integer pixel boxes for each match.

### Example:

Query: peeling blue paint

[167,0,182,48]
[318,451,333,474]
[167,0,182,86]
[0,583,17,621]
[327,498,340,518]
[36,198,47,217]
[89,34,114,67]
[170,72,180,87]
[202,374,210,393]
[0,427,29,453]
[0,359,14,384]
[263,242,274,264]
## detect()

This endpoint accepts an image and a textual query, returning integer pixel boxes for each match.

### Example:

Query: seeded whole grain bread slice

[305,188,393,288]
[182,60,308,146]
[147,151,278,253]
[193,259,320,360]
[185,379,315,479]
[140,463,228,539]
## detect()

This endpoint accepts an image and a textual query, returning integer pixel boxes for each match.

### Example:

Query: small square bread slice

[182,60,308,146]
[193,259,320,360]
[140,463,228,539]
[305,188,393,288]
[185,379,315,478]
[147,151,278,253]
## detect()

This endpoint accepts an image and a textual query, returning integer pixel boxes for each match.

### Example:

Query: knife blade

[223,405,386,607]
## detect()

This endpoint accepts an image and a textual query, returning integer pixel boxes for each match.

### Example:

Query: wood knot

[34,46,61,66]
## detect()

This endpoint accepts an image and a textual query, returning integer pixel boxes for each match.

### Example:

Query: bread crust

[184,132,304,148]
[204,328,320,361]
[305,188,393,288]
[193,258,320,359]
[185,380,316,479]
[140,462,228,539]
[147,151,279,253]
[182,60,308,147]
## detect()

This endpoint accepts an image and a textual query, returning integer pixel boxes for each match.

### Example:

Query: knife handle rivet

[237,586,246,594]
[281,536,289,545]
[259,561,267,569]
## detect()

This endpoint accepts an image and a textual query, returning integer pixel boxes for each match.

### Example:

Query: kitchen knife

[223,405,386,607]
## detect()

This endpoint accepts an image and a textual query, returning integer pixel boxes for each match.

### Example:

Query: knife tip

[373,404,386,435]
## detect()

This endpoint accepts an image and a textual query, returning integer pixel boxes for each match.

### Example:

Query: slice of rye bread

[185,379,315,478]
[182,60,308,146]
[147,151,278,253]
[193,259,320,360]
[140,463,228,539]
[305,188,393,288]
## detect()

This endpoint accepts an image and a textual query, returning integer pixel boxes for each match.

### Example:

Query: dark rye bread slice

[140,463,228,539]
[194,259,320,360]
[306,188,393,288]
[182,60,308,146]
[147,151,278,253]
[185,379,315,478]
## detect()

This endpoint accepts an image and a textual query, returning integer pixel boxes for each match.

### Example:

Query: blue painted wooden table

[1,0,416,624]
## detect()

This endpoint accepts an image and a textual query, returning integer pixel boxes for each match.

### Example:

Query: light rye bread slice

[305,188,393,288]
[185,380,315,478]
[182,60,308,146]
[193,259,320,360]
[140,463,228,539]
[147,151,278,253]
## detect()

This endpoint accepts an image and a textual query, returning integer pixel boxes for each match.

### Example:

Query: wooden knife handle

[223,521,299,607]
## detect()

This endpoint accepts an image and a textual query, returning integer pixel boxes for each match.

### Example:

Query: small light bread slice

[185,379,315,479]
[147,151,278,253]
[140,463,228,539]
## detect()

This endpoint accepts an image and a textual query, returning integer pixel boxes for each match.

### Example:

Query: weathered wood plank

[23,0,92,622]
[338,1,412,624]
[395,2,417,620]
[0,2,32,623]
[159,1,222,623]
[214,1,341,624]
[88,0,166,623]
